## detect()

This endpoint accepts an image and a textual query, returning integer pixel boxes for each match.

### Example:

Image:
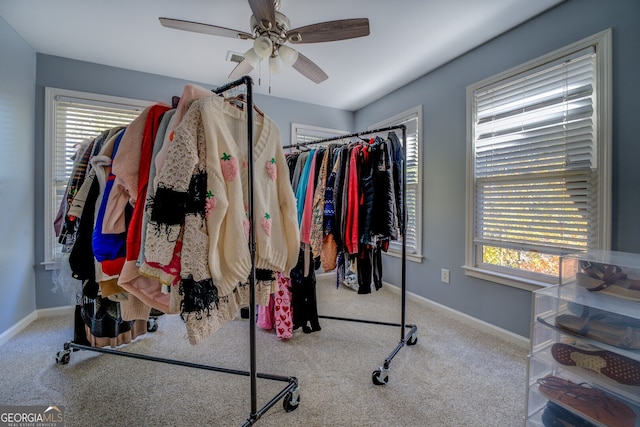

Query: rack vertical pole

[400,125,407,341]
[244,76,258,418]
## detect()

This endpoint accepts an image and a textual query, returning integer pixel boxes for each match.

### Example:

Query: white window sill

[462,265,553,292]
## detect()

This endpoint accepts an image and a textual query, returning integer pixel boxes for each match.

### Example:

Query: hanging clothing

[257,272,294,340]
[291,247,321,334]
[144,93,300,344]
[91,129,129,287]
[60,82,313,345]
[287,132,405,294]
[153,83,213,175]
[117,104,172,319]
[137,109,176,269]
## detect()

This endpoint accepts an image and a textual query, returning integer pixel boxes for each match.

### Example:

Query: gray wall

[0,17,36,334]
[32,54,354,311]
[355,0,640,337]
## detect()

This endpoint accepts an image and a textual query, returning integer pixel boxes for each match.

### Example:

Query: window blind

[392,114,419,254]
[54,97,144,183]
[50,96,144,260]
[473,47,597,254]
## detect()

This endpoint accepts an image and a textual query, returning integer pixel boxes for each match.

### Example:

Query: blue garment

[295,149,316,225]
[92,131,129,263]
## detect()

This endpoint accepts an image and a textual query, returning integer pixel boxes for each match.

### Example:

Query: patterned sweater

[144,95,300,320]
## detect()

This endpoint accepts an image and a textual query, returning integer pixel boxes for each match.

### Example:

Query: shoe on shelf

[537,374,636,427]
[551,341,640,386]
[541,401,597,427]
[555,314,640,350]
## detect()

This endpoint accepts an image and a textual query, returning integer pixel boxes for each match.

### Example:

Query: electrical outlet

[441,268,450,284]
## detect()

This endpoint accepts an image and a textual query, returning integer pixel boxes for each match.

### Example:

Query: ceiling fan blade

[228,59,256,80]
[286,18,370,44]
[292,52,328,84]
[159,17,253,40]
[247,0,276,29]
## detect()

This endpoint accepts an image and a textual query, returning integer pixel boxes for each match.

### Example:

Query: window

[370,106,423,262]
[44,88,150,268]
[291,123,348,146]
[465,30,611,289]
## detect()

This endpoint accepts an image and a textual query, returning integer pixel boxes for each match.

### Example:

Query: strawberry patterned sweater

[144,94,300,322]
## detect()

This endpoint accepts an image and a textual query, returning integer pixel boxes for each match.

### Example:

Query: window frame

[43,87,151,269]
[464,29,612,290]
[370,105,423,263]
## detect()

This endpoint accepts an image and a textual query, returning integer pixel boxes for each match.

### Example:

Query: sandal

[537,375,636,427]
[551,342,640,386]
[578,262,640,302]
[555,314,640,350]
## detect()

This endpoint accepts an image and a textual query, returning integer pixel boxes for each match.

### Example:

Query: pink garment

[345,146,361,254]
[256,272,293,340]
[257,296,275,330]
[299,151,317,244]
[274,272,293,339]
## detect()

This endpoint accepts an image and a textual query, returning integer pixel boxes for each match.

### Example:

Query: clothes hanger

[295,143,311,152]
[225,93,264,117]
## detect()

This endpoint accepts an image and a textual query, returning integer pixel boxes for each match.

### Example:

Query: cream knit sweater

[201,96,300,295]
[144,95,299,338]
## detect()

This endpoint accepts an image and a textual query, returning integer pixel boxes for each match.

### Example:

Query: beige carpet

[0,274,528,426]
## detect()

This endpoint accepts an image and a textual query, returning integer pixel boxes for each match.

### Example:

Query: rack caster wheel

[147,318,158,332]
[283,391,300,412]
[372,368,389,385]
[56,349,71,365]
[407,334,418,346]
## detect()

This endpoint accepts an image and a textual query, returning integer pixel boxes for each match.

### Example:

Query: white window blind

[473,48,596,254]
[44,88,149,266]
[466,29,611,288]
[53,97,145,188]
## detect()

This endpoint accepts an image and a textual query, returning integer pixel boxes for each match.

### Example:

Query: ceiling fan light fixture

[159,1,370,85]
[269,55,282,74]
[253,35,273,58]
[278,45,298,66]
[243,48,262,68]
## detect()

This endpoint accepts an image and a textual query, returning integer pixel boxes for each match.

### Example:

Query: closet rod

[282,124,408,149]
[285,123,417,385]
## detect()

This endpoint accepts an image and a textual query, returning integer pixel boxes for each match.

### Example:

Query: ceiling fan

[159,0,370,84]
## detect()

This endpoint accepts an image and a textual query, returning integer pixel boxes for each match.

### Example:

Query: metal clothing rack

[56,76,300,426]
[283,124,418,385]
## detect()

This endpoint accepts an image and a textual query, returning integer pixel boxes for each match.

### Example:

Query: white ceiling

[1,0,563,111]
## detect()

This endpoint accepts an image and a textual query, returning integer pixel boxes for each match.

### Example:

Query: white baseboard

[37,305,74,318]
[0,305,74,348]
[382,281,530,350]
[0,311,37,347]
